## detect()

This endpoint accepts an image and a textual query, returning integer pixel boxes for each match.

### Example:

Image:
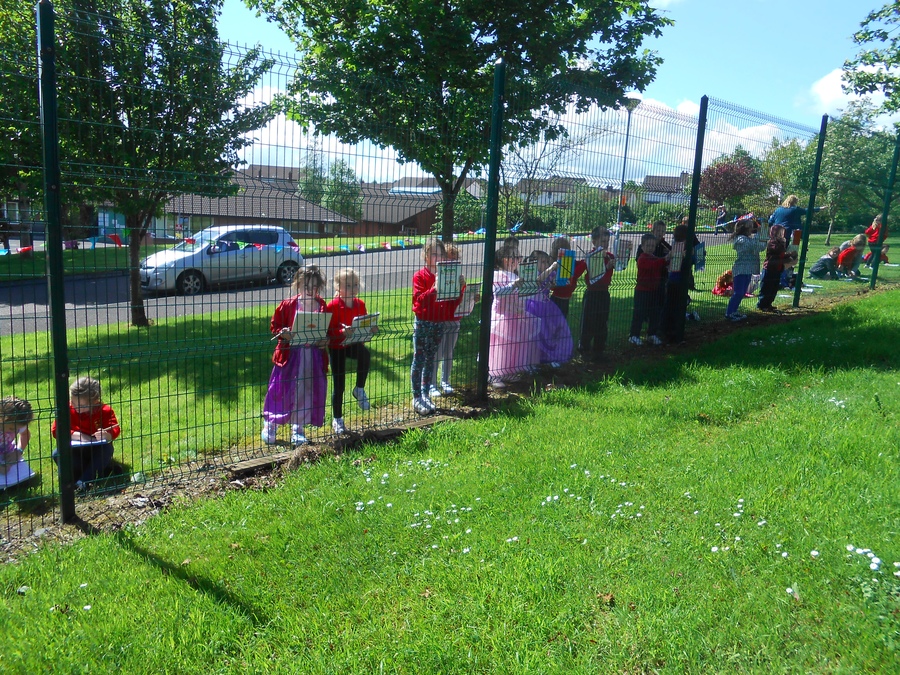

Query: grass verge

[0,290,897,672]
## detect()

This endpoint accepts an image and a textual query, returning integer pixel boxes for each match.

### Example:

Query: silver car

[140,225,304,295]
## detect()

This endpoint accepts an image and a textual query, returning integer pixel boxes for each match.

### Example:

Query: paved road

[0,233,724,336]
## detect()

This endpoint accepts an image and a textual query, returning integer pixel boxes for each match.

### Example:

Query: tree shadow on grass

[114,530,270,628]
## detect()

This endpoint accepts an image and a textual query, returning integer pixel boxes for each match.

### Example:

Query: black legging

[757,267,781,309]
[329,344,371,418]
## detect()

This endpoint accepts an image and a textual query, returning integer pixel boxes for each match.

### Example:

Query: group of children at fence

[6,214,890,487]
[717,212,888,320]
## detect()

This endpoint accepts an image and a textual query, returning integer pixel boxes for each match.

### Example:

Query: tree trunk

[440,185,457,242]
[127,213,151,327]
[825,213,836,246]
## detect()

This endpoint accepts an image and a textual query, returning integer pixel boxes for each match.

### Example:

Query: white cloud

[676,99,701,117]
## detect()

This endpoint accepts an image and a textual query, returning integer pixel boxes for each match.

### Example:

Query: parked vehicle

[140,225,303,295]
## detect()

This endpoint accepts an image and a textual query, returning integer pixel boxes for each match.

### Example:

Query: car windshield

[173,233,217,252]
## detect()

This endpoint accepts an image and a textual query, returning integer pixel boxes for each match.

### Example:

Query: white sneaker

[261,422,278,445]
[428,385,443,399]
[421,395,437,412]
[647,335,663,345]
[351,387,370,411]
[412,397,433,415]
[440,381,455,395]
[489,377,507,389]
[332,417,346,435]
[290,425,307,446]
[628,336,643,346]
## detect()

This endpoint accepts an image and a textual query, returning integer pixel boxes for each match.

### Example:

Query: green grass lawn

[0,290,897,672]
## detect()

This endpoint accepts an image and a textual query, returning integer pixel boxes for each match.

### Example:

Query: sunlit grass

[0,290,897,672]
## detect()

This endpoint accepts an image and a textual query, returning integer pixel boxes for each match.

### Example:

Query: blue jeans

[726,274,751,316]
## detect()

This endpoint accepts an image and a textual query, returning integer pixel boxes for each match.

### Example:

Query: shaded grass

[0,291,897,672]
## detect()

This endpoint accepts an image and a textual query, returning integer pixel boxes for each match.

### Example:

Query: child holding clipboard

[262,265,329,446]
[327,268,376,435]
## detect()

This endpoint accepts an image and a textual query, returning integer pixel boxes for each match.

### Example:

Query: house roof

[515,177,588,194]
[166,170,354,224]
[642,172,691,194]
[360,182,441,224]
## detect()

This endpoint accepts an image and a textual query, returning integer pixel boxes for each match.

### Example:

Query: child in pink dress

[489,245,540,386]
[262,265,329,446]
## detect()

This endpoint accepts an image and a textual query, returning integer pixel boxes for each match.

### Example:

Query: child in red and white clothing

[864,214,887,264]
[629,233,667,345]
[51,377,121,488]
[548,236,586,318]
[579,227,615,361]
[411,239,465,414]
[327,268,375,435]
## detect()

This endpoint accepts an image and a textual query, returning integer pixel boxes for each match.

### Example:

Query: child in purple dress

[262,265,329,446]
[524,250,573,366]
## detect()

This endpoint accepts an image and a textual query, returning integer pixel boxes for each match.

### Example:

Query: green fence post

[869,129,900,290]
[38,0,75,522]
[685,95,708,308]
[793,115,828,308]
[476,58,506,401]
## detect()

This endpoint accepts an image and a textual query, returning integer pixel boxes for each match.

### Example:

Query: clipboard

[290,311,331,345]
[555,249,576,287]
[517,261,540,297]
[454,286,479,318]
[342,313,380,345]
[435,261,462,301]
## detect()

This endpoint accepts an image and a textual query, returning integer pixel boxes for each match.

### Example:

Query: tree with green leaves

[298,140,327,206]
[57,0,274,326]
[819,101,898,241]
[323,159,362,221]
[844,1,900,112]
[0,1,45,246]
[699,147,766,214]
[250,0,670,241]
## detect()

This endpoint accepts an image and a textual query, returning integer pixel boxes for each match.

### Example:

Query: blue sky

[218,0,877,129]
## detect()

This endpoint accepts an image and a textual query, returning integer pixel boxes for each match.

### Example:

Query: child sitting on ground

[809,247,841,279]
[837,238,866,278]
[51,377,121,489]
[712,270,734,296]
[0,396,35,488]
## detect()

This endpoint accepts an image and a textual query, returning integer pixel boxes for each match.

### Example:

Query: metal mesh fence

[1,5,897,545]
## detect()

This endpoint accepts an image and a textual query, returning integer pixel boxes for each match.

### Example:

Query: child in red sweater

[411,239,465,414]
[51,377,121,489]
[629,233,667,345]
[327,268,375,435]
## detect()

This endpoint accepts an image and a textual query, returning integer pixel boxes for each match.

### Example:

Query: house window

[283,220,319,234]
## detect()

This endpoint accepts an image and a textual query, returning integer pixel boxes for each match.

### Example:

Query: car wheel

[176,270,205,296]
[276,261,299,285]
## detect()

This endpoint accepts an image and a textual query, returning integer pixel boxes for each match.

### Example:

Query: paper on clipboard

[290,311,331,345]
[555,249,576,286]
[436,261,462,300]
[342,313,380,345]
[0,459,35,489]
[517,261,540,297]
[454,286,478,318]
[586,248,611,283]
